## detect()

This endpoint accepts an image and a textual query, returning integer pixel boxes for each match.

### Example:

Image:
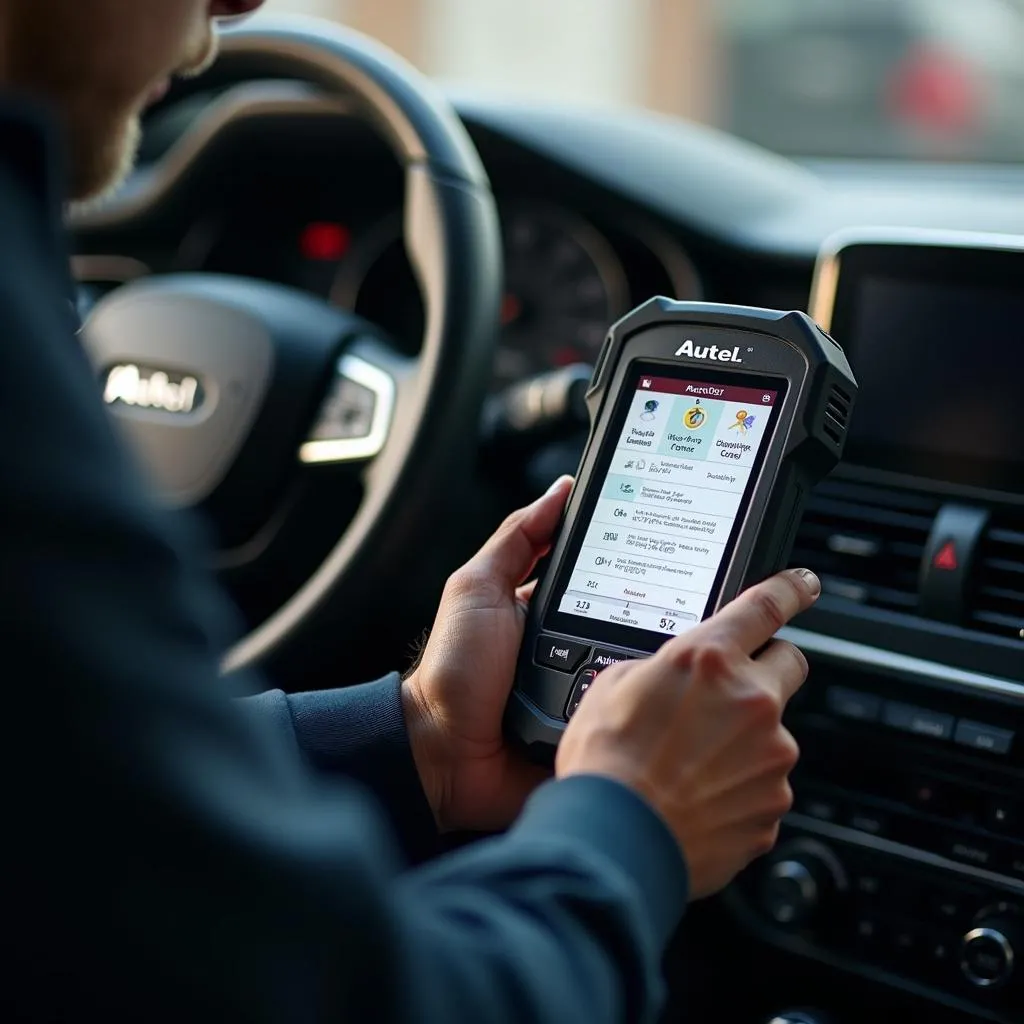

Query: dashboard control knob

[759,840,845,929]
[961,909,1022,989]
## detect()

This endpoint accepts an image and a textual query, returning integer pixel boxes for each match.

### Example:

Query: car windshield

[263,0,1024,163]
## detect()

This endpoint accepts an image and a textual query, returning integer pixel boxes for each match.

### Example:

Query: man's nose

[209,0,266,18]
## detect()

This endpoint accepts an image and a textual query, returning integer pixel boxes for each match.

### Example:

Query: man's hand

[402,477,574,833]
[556,568,819,899]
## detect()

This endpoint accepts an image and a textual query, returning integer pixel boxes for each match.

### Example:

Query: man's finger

[751,638,809,705]
[456,476,573,590]
[702,569,820,655]
[515,580,538,611]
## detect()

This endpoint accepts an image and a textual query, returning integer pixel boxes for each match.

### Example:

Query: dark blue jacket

[0,96,688,1022]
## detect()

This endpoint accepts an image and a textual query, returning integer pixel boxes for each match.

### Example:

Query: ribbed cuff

[285,674,439,864]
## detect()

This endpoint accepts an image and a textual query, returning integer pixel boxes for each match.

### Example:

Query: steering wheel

[80,16,502,674]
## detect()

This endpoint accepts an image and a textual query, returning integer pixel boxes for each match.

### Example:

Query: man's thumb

[467,476,573,587]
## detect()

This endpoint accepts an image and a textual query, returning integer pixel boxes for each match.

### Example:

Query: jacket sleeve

[0,157,689,1024]
[241,678,440,862]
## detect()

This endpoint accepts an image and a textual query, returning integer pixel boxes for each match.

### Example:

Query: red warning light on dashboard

[300,222,351,261]
[932,541,958,572]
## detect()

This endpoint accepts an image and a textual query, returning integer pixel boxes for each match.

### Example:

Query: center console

[733,631,1023,1020]
[724,229,1024,1023]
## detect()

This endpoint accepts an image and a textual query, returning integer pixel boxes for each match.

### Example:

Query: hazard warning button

[918,506,989,623]
[932,541,958,572]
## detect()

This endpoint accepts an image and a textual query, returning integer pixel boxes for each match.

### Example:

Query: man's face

[2,1,260,201]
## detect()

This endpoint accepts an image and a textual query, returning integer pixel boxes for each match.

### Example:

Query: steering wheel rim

[83,16,503,674]
[221,17,501,672]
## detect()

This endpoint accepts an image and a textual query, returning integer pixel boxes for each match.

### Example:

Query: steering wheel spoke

[299,337,412,465]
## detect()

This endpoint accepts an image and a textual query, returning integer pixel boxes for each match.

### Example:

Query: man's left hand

[401,476,573,833]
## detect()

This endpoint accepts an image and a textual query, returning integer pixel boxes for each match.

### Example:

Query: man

[0,2,817,1021]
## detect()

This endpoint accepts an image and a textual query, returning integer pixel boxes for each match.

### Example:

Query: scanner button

[591,648,635,670]
[535,635,590,674]
[566,670,599,720]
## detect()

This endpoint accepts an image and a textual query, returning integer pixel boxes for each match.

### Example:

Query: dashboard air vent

[790,479,939,613]
[969,510,1024,639]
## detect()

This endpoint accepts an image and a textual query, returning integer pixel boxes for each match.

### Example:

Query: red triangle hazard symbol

[933,541,958,572]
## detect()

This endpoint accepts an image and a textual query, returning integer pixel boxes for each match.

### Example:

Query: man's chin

[67,113,143,211]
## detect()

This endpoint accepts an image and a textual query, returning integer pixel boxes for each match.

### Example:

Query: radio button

[852,870,884,898]
[933,892,970,927]
[925,934,958,973]
[795,794,840,823]
[846,808,889,837]
[882,701,955,742]
[954,719,1015,756]
[890,922,921,961]
[985,795,1018,833]
[851,914,885,954]
[945,837,997,869]
[535,635,589,673]
[826,686,881,723]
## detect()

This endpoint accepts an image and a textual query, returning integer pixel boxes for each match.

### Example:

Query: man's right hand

[556,567,819,900]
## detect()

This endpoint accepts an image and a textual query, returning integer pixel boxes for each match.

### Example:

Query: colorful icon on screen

[683,404,707,430]
[640,399,659,421]
[729,410,756,435]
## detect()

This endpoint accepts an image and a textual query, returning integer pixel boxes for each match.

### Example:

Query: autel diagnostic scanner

[506,298,858,759]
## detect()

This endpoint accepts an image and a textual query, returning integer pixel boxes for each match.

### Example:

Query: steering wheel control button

[565,669,599,720]
[590,648,636,670]
[300,353,396,464]
[307,375,377,442]
[881,701,955,742]
[954,719,1015,756]
[535,636,589,674]
[826,686,882,723]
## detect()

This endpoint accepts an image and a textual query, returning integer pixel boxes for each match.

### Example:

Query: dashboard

[70,71,1024,1024]
[202,193,700,389]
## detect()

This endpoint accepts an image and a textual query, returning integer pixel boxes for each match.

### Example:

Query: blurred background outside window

[260,0,1024,162]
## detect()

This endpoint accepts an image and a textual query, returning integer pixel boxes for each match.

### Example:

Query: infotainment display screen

[817,240,1024,494]
[544,363,787,650]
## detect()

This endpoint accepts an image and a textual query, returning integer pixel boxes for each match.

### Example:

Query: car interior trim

[779,626,1024,704]
[784,813,1024,896]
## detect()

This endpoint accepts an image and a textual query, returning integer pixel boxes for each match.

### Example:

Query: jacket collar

[0,92,67,232]
[0,92,80,331]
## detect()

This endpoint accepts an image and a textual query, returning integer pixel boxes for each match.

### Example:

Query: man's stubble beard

[69,26,220,212]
